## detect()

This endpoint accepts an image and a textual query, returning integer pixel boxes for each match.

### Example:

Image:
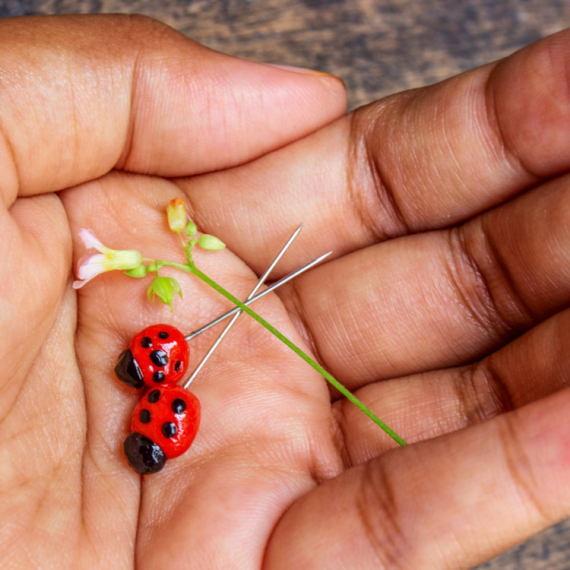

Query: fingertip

[138,51,349,176]
[489,27,570,179]
[202,56,348,155]
[262,62,347,93]
[260,59,347,114]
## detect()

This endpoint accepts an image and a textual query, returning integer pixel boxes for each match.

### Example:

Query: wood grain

[2,1,570,568]
[3,0,570,109]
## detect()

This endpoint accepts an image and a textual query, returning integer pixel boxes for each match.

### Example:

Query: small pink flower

[73,229,143,289]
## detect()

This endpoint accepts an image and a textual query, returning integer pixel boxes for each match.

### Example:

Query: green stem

[188,263,407,447]
[159,260,192,272]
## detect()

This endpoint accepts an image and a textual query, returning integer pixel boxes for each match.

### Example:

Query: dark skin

[2,13,570,570]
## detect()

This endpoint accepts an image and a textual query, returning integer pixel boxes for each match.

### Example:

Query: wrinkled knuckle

[456,360,514,426]
[356,462,412,569]
[446,227,508,338]
[483,68,528,179]
[347,106,410,242]
[446,225,532,343]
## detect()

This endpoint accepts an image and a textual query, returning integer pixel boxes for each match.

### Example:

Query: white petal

[77,253,108,280]
[78,228,106,252]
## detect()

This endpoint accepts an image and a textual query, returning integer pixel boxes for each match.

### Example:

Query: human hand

[5,12,570,570]
[175,29,570,569]
[0,14,346,569]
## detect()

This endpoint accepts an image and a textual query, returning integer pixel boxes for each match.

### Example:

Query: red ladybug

[115,324,190,389]
[123,384,201,474]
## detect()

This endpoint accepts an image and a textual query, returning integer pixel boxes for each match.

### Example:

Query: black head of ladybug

[114,349,145,389]
[123,432,167,474]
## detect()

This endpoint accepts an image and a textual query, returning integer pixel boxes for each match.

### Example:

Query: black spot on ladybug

[148,390,160,403]
[123,432,166,475]
[150,350,168,367]
[153,371,165,383]
[141,337,152,348]
[172,399,186,414]
[174,360,182,372]
[114,349,144,389]
[140,409,151,423]
[162,422,177,438]
[158,331,169,339]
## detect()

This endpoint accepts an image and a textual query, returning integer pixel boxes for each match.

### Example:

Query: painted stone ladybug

[115,324,190,389]
[123,384,201,474]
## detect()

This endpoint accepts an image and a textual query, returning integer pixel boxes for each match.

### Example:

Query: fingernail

[263,63,342,81]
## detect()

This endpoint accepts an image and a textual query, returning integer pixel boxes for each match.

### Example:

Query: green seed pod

[185,220,197,237]
[125,265,148,278]
[198,234,225,251]
[146,276,182,309]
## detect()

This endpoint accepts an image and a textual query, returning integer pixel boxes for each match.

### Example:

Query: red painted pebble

[124,384,201,474]
[115,324,190,389]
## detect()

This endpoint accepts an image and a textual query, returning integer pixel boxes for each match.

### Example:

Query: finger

[0,194,71,414]
[0,14,346,204]
[335,307,570,463]
[266,387,570,570]
[277,171,570,389]
[179,29,570,275]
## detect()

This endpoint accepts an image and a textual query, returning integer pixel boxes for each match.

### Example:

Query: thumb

[0,14,347,204]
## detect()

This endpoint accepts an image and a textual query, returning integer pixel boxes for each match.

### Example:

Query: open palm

[4,14,570,570]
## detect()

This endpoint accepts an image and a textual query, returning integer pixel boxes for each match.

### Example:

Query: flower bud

[198,234,225,251]
[185,220,197,237]
[147,276,183,309]
[167,198,187,234]
[125,265,148,278]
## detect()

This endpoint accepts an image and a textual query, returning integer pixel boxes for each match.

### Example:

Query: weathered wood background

[2,1,570,568]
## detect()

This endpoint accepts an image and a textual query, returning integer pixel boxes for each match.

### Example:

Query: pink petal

[77,253,107,280]
[76,252,93,271]
[73,253,107,289]
[72,278,92,289]
[78,228,105,252]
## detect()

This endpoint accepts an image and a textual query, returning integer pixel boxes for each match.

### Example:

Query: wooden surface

[2,0,570,568]
[4,0,570,110]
